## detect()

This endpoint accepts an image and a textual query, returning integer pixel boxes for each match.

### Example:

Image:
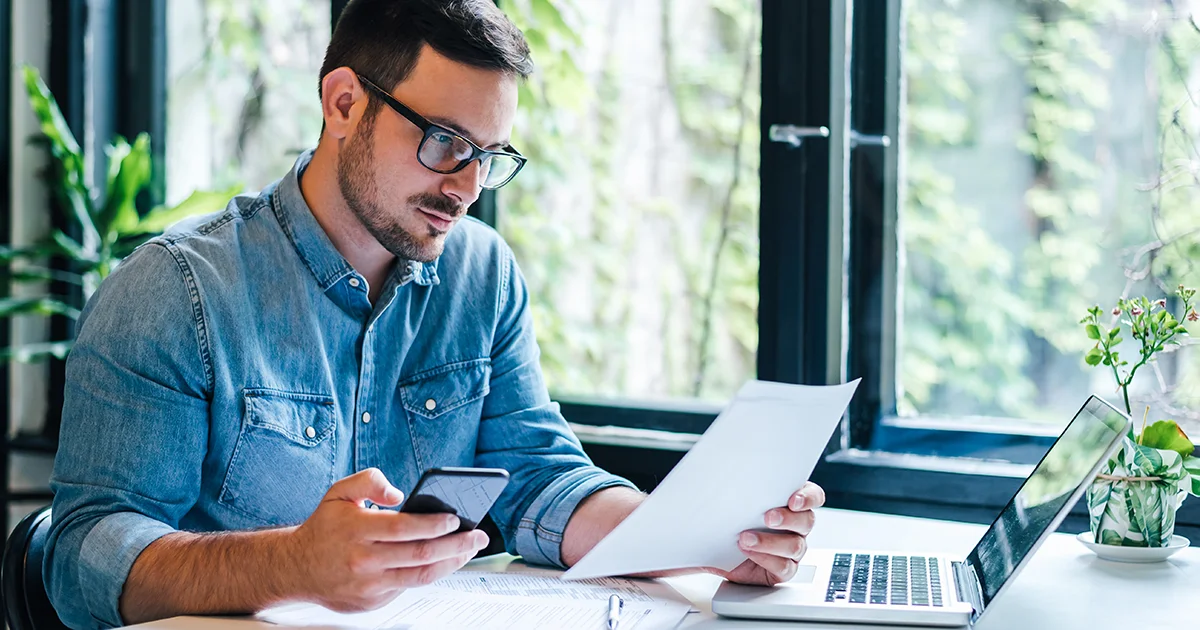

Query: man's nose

[440,160,484,208]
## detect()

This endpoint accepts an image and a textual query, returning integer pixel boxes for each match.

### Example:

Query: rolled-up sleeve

[45,242,211,629]
[475,247,637,568]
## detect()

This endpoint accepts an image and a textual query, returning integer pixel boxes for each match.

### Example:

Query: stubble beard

[337,111,461,263]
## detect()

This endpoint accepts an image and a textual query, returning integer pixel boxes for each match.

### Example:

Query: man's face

[337,46,518,262]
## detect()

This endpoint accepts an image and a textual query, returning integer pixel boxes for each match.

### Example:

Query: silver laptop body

[712,395,1131,627]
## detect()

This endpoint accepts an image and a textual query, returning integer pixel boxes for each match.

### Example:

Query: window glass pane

[900,0,1200,432]
[500,0,761,403]
[167,0,329,204]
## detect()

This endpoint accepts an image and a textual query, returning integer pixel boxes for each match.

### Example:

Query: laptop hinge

[951,561,984,622]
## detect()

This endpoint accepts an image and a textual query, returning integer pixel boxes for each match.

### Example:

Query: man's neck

[299,142,395,299]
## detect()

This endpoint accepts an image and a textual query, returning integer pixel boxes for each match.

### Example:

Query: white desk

[130,509,1199,629]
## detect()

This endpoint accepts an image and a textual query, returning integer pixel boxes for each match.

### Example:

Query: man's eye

[432,132,455,145]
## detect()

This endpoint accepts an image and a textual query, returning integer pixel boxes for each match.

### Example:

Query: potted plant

[1079,287,1200,548]
[3,65,236,441]
[4,65,236,363]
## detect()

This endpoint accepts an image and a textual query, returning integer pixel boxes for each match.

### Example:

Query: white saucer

[1076,532,1190,563]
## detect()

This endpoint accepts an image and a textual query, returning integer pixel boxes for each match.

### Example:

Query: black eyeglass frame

[355,73,528,189]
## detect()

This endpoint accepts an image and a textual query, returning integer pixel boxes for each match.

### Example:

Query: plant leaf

[22,65,100,248]
[22,65,83,169]
[1086,324,1102,340]
[101,133,153,237]
[1085,348,1104,366]
[105,135,132,195]
[0,341,74,363]
[1183,456,1200,497]
[0,242,78,263]
[1139,420,1195,458]
[131,185,239,235]
[0,297,81,320]
[48,230,101,264]
[111,233,154,259]
[0,266,85,286]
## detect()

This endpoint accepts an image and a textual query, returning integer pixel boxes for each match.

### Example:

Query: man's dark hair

[319,0,533,102]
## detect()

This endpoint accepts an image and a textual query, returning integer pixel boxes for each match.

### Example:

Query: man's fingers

[358,510,463,542]
[788,482,826,511]
[383,550,479,588]
[763,507,815,535]
[325,468,404,507]
[368,530,489,570]
[739,530,808,560]
[739,550,799,583]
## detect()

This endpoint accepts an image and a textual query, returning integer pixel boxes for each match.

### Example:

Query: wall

[7,0,55,531]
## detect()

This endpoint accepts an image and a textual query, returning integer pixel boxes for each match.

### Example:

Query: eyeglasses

[356,73,527,190]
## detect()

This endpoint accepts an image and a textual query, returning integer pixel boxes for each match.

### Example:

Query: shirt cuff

[78,511,176,628]
[513,467,638,569]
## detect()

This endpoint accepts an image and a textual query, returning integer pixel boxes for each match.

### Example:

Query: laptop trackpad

[790,564,817,584]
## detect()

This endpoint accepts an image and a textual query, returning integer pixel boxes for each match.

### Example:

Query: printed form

[257,571,692,629]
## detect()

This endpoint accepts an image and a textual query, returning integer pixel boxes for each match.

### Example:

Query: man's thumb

[327,467,404,506]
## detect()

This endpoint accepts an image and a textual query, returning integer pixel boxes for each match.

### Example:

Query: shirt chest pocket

[219,388,338,525]
[399,359,491,471]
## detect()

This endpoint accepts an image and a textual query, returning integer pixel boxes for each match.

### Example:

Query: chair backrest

[2,506,68,630]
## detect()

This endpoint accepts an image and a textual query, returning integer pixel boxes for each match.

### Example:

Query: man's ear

[320,67,366,140]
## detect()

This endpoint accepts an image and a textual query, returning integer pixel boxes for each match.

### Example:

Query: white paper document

[563,379,859,580]
[257,570,692,629]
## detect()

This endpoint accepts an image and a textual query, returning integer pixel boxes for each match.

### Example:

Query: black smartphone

[399,467,510,533]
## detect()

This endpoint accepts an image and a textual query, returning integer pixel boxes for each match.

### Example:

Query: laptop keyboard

[825,554,944,607]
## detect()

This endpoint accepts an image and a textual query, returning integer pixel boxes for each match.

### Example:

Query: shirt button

[425,399,437,411]
[305,426,316,439]
[348,278,360,288]
[362,412,371,424]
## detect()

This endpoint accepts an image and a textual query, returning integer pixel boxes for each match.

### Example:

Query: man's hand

[289,468,490,611]
[716,482,825,586]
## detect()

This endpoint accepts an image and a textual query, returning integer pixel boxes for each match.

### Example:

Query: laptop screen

[965,396,1129,610]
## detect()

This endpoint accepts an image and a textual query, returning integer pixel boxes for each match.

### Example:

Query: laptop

[711,395,1131,627]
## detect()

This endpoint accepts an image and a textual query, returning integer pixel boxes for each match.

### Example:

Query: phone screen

[399,467,510,532]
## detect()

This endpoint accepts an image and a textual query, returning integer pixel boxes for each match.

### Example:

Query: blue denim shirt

[44,151,635,629]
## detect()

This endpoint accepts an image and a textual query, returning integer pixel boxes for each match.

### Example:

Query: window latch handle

[768,124,830,148]
[849,130,891,148]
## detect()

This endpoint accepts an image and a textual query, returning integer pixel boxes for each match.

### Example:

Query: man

[44,1,824,628]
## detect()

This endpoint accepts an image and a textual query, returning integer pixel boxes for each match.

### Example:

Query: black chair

[3,506,69,630]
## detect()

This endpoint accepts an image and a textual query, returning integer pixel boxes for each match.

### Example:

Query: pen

[607,593,624,630]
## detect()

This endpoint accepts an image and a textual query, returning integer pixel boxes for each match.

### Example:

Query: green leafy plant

[1080,286,1200,546]
[2,65,237,363]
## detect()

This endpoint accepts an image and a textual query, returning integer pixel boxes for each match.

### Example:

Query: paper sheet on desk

[257,571,692,629]
[563,380,859,580]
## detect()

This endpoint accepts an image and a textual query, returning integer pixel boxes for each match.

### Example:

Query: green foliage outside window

[902,0,1200,424]
[181,0,1200,422]
[501,0,760,401]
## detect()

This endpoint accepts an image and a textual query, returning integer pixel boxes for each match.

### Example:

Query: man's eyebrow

[427,115,510,150]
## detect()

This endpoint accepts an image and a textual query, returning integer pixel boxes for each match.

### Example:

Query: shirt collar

[272,150,440,292]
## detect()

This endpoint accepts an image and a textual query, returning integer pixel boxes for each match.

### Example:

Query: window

[497,0,761,404]
[842,0,1200,458]
[830,0,1200,532]
[24,0,1196,531]
[166,0,330,204]
[898,0,1200,436]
